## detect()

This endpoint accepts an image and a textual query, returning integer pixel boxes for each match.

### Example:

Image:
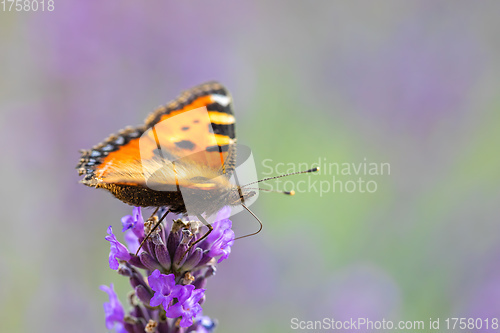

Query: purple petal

[132,207,145,237]
[165,302,184,319]
[189,288,206,304]
[205,217,233,248]
[182,288,206,311]
[150,292,165,307]
[179,303,202,328]
[216,218,232,230]
[105,226,131,270]
[107,252,119,270]
[124,230,140,254]
[161,274,176,293]
[121,207,145,238]
[121,214,135,232]
[177,284,195,304]
[207,222,235,263]
[99,284,125,331]
[204,223,224,245]
[217,251,231,263]
[147,269,162,291]
[179,314,195,328]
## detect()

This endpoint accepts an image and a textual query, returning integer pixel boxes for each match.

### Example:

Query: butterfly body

[77,82,253,216]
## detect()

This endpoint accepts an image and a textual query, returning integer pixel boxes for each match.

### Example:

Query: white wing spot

[211,94,231,107]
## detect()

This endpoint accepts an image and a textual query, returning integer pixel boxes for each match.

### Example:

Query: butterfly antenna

[234,167,319,241]
[135,208,170,256]
[235,203,263,240]
[242,167,319,187]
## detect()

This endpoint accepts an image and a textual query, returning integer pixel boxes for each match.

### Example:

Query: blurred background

[1,1,500,332]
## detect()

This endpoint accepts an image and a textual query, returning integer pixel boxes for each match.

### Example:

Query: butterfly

[77,82,317,252]
[77,81,254,212]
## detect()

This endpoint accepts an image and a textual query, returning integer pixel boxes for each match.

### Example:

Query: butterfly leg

[135,208,171,256]
[193,214,214,247]
[179,214,213,262]
[148,207,160,220]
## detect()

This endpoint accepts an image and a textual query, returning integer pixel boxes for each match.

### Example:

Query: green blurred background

[1,1,500,332]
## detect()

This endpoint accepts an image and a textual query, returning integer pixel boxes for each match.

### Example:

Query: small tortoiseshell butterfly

[77,82,252,213]
[77,82,317,251]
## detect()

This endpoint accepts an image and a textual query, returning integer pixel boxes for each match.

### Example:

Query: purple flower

[121,206,144,238]
[100,283,127,333]
[148,269,182,309]
[121,207,147,254]
[166,285,206,328]
[206,213,235,263]
[105,226,132,270]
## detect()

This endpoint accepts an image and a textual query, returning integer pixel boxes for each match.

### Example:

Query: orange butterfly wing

[77,81,236,188]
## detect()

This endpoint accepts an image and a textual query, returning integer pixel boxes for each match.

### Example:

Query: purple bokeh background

[1,1,500,332]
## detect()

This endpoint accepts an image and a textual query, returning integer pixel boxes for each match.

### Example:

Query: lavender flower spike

[100,283,127,333]
[101,206,234,332]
